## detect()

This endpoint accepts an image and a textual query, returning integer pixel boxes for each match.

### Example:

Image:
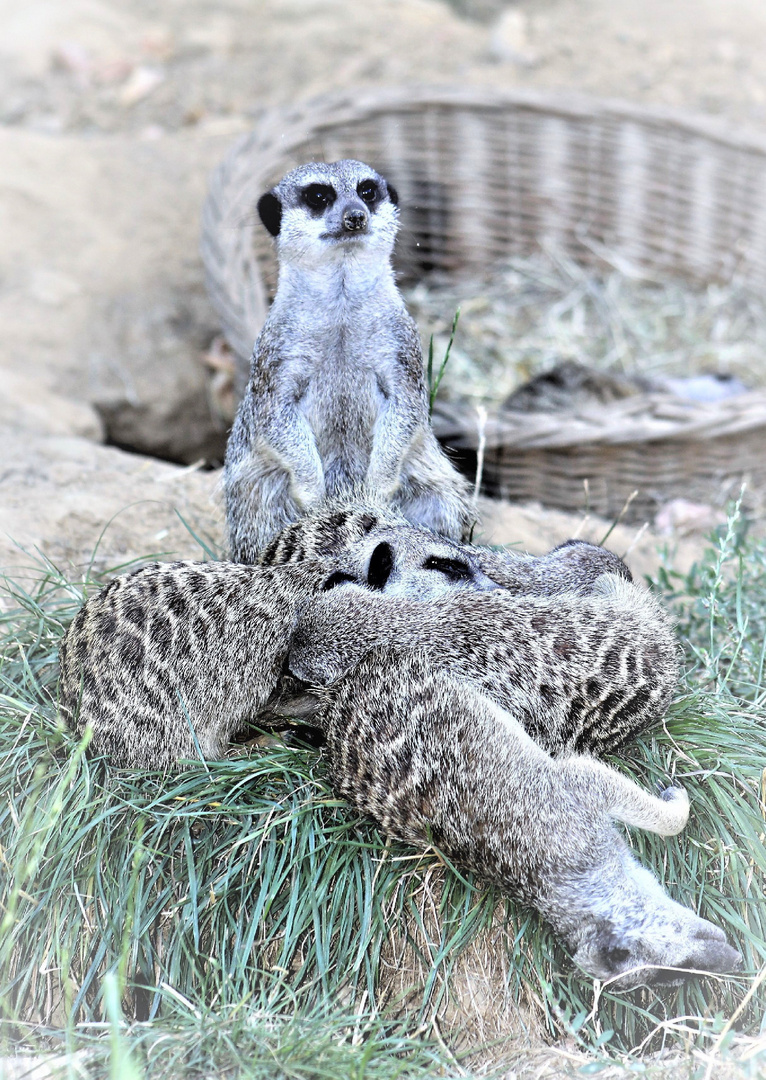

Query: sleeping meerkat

[282,558,739,984]
[58,559,333,769]
[258,498,634,599]
[288,569,679,758]
[318,648,741,986]
[57,528,500,769]
[57,537,740,983]
[223,159,472,562]
[259,498,661,755]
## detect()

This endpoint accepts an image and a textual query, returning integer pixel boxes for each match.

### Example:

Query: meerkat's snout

[341,205,369,234]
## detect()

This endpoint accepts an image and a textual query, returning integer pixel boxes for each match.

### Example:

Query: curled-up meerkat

[57,523,502,768]
[224,159,472,562]
[56,537,740,984]
[58,559,333,769]
[260,499,662,752]
[258,498,634,596]
[316,647,740,986]
[289,557,677,757]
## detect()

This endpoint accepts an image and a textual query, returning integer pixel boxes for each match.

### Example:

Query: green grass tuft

[1,515,765,1078]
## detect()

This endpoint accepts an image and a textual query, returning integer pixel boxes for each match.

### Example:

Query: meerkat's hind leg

[226,463,303,562]
[394,454,473,542]
[393,487,472,543]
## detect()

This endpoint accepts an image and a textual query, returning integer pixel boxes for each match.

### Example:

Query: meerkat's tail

[610,783,690,836]
[561,755,691,837]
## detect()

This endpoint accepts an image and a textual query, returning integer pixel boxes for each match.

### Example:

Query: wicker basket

[201,85,766,521]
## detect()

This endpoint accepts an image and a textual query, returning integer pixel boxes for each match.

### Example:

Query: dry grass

[406,247,766,404]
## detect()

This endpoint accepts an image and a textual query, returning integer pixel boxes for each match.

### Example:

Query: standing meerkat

[223,159,473,562]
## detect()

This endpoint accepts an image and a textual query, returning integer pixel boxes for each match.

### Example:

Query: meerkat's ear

[257,190,282,237]
[385,181,399,206]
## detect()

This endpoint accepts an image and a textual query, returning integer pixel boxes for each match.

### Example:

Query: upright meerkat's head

[257,160,400,271]
[321,525,501,601]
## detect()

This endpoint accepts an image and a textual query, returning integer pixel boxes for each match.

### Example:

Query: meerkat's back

[58,559,331,769]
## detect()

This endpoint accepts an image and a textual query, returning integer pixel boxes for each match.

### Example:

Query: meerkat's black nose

[342,206,368,233]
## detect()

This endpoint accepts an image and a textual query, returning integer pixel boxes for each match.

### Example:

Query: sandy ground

[3,0,762,572]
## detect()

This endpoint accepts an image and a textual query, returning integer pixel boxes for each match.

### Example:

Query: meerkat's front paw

[291,484,325,512]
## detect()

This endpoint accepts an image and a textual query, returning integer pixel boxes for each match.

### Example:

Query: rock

[118,64,165,106]
[1,371,102,440]
[89,286,228,463]
[0,125,237,462]
[488,9,540,66]
[0,433,224,583]
[654,498,727,537]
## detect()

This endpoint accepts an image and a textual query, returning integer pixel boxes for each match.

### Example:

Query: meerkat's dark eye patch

[357,179,379,205]
[367,542,394,590]
[257,191,283,237]
[600,946,632,971]
[422,556,474,583]
[301,183,336,212]
[321,571,358,591]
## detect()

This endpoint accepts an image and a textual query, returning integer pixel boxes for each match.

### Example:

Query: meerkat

[58,527,503,769]
[312,525,502,600]
[259,498,663,754]
[288,570,678,758]
[57,540,741,983]
[318,648,741,986]
[257,497,658,754]
[223,159,473,562]
[258,498,633,596]
[58,559,335,769]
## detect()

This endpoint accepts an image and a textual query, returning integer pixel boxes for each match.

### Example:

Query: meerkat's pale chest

[261,292,410,490]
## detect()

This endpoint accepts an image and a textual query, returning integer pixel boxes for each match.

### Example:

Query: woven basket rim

[432,389,766,451]
[229,83,766,173]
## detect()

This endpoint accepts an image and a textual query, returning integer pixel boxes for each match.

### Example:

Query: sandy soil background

[2,0,765,576]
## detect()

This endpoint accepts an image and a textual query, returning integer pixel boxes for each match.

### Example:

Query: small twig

[621,521,649,562]
[599,490,638,547]
[473,405,487,507]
